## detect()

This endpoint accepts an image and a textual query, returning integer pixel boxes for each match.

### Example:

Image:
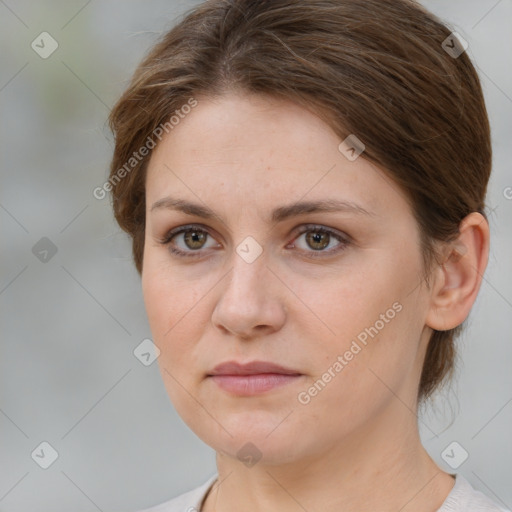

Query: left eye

[288,226,349,256]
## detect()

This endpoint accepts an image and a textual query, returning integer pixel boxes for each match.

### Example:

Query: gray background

[1,1,511,511]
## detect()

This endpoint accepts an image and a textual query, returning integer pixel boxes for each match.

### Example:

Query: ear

[425,212,490,331]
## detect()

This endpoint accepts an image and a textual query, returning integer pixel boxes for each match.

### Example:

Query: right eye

[158,224,220,258]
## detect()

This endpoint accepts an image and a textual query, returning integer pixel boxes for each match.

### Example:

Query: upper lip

[208,360,301,376]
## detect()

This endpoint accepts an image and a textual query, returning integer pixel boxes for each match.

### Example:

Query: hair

[107,0,492,403]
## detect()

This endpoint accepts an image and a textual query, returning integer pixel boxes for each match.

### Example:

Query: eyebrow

[150,196,375,223]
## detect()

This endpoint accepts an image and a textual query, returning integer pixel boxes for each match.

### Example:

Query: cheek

[299,251,424,394]
[141,258,208,363]
[142,261,212,419]
[293,304,422,442]
[302,256,414,347]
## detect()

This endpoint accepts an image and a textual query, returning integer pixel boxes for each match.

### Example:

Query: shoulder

[130,472,510,512]
[135,474,217,512]
[438,474,510,512]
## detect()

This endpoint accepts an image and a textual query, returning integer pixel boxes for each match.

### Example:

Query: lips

[207,360,303,395]
[208,360,301,376]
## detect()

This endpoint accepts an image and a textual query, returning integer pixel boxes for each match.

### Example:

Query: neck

[201,400,455,512]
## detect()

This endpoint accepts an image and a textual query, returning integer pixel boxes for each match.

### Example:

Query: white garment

[136,473,510,512]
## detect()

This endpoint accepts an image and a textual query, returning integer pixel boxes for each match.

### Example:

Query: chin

[186,408,306,464]
[214,434,305,467]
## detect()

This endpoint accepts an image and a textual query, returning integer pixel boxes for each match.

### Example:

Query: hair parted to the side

[108,0,492,403]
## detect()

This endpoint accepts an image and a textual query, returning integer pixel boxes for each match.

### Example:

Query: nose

[211,250,287,340]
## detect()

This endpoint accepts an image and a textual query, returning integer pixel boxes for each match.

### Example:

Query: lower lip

[209,374,302,395]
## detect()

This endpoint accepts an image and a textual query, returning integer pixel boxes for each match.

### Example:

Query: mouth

[206,360,303,396]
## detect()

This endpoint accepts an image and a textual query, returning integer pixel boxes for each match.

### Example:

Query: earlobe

[425,212,490,331]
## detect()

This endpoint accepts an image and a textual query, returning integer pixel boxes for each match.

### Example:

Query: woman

[108,0,509,510]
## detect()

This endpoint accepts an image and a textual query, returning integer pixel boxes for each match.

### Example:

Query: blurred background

[1,1,511,510]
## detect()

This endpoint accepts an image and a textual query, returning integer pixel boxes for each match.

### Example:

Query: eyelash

[157,224,351,260]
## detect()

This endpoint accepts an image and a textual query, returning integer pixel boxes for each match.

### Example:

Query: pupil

[307,231,329,250]
[186,230,205,248]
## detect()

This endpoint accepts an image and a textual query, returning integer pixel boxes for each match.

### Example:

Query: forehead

[145,93,409,219]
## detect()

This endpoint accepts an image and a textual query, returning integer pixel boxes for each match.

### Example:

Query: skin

[142,92,489,512]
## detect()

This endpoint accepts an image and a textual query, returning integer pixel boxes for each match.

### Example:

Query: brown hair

[107,0,492,402]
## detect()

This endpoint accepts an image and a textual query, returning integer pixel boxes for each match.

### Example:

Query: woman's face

[142,93,434,465]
